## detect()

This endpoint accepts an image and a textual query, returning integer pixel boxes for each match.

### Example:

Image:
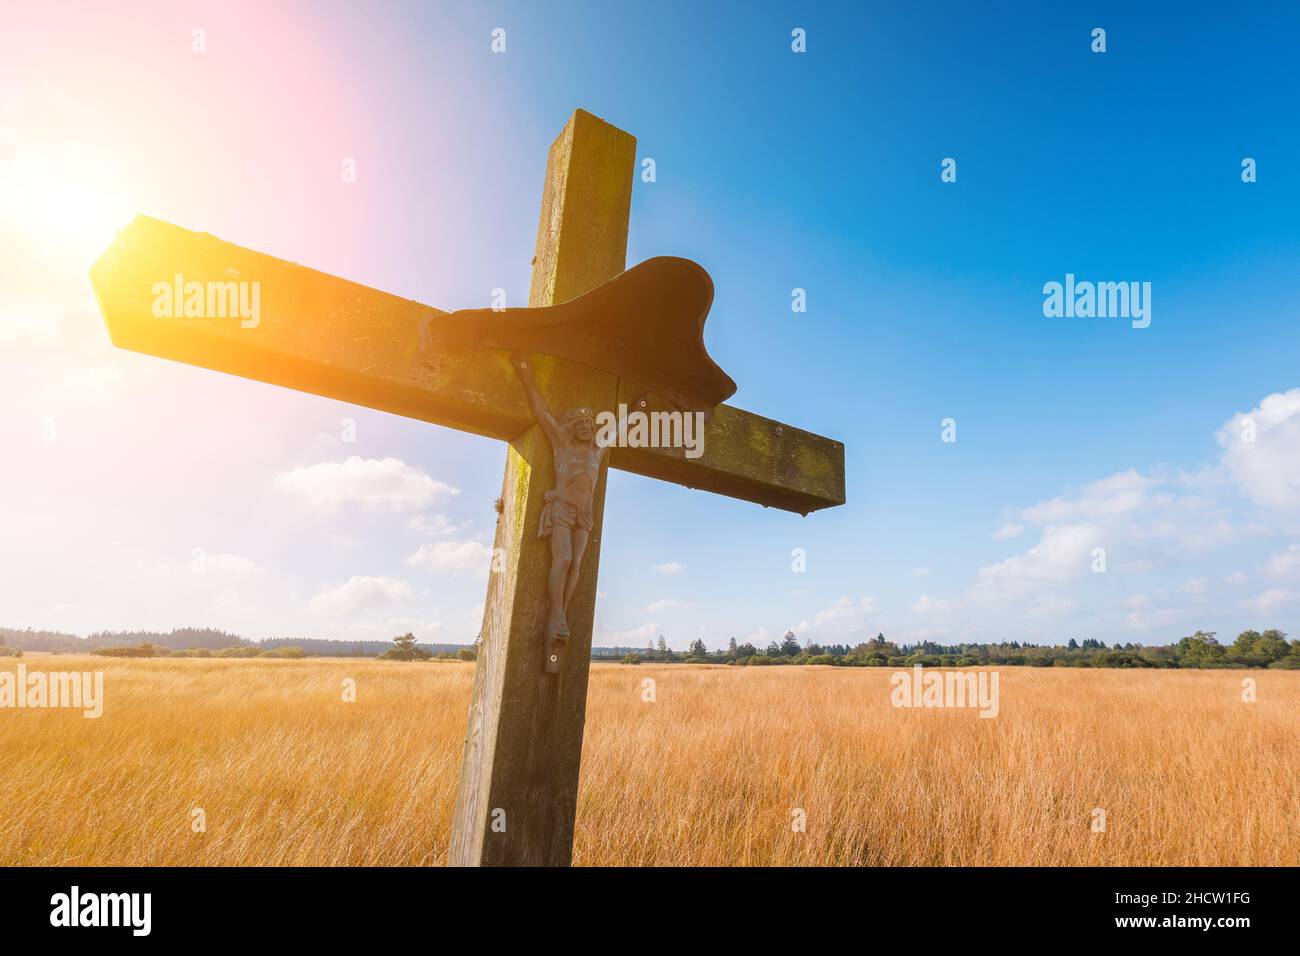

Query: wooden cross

[89,109,846,866]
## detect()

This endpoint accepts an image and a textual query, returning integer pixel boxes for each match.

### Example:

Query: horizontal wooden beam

[610,384,844,515]
[89,216,845,514]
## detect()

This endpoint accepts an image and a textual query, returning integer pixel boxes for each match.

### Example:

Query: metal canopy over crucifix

[89,108,846,866]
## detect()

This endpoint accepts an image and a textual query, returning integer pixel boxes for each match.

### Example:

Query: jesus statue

[513,355,609,671]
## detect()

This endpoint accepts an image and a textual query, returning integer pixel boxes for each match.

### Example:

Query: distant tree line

[1,627,252,654]
[91,643,307,659]
[0,627,473,660]
[86,634,481,661]
[616,629,1300,670]
[9,624,1298,670]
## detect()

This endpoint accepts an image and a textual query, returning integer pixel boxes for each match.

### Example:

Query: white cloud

[308,575,412,614]
[1216,389,1300,512]
[971,390,1300,633]
[1125,605,1190,631]
[643,598,691,613]
[650,562,685,574]
[993,522,1024,541]
[406,539,493,575]
[213,589,255,615]
[275,456,458,511]
[973,523,1099,601]
[595,621,659,646]
[1020,470,1163,526]
[966,453,1271,621]
[803,596,878,640]
[1265,544,1300,580]
[409,514,471,536]
[1241,588,1300,612]
[151,551,259,579]
[377,617,444,642]
[910,594,953,615]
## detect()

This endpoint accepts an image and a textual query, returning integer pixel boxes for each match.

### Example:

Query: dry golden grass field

[1,657,1296,866]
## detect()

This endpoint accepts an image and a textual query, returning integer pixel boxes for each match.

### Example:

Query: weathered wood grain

[610,383,844,516]
[90,216,844,513]
[448,109,628,865]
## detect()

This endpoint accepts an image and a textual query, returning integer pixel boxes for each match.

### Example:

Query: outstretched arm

[513,355,564,446]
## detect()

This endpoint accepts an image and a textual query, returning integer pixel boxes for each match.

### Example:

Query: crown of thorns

[560,408,595,426]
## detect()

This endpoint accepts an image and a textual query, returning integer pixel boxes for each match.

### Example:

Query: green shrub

[91,642,159,658]
[216,646,261,658]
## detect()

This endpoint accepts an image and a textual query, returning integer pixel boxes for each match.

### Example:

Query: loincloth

[538,490,594,538]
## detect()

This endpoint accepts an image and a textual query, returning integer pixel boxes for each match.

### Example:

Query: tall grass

[1,658,1294,865]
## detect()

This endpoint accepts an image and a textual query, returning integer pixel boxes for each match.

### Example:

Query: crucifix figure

[512,354,608,673]
[90,108,845,866]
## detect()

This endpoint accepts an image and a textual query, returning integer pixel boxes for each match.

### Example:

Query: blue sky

[2,1,1299,649]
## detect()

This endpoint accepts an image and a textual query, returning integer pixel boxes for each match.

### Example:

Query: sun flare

[0,143,133,265]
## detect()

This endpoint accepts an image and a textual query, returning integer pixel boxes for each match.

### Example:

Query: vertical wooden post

[449,110,636,866]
